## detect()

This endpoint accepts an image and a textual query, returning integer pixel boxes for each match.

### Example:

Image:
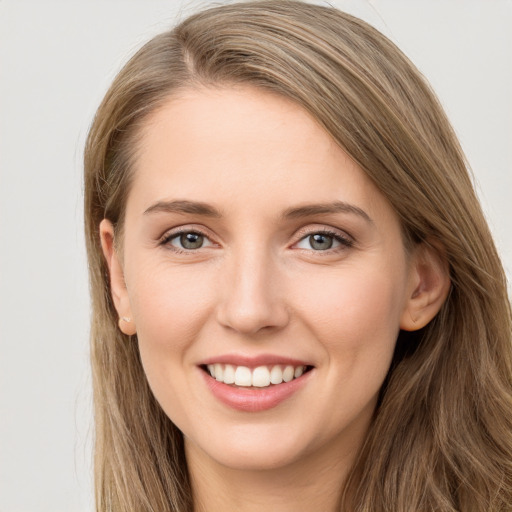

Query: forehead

[126,86,394,223]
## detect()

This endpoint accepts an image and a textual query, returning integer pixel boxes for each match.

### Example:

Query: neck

[186,437,359,512]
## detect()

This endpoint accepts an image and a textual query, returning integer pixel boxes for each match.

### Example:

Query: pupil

[181,232,203,249]
[310,233,333,250]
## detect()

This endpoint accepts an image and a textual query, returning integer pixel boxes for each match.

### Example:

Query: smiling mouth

[201,364,313,388]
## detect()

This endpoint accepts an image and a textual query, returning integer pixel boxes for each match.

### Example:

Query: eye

[295,231,352,251]
[162,230,213,251]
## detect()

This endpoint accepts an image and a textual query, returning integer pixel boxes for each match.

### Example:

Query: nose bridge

[217,240,288,335]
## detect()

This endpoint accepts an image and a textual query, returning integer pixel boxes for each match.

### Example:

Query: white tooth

[223,364,235,384]
[207,364,215,377]
[234,366,252,386]
[294,366,304,378]
[214,363,223,381]
[283,365,294,382]
[270,365,283,384]
[252,366,271,387]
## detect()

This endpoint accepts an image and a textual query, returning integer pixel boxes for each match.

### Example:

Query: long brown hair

[84,1,512,510]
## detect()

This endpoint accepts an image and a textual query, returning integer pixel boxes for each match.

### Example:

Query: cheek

[125,262,220,425]
[126,261,217,366]
[293,263,407,356]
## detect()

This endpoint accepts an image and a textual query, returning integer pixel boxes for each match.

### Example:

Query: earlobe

[118,316,136,336]
[400,241,451,332]
[99,219,136,336]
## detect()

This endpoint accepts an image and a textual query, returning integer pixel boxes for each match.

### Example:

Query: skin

[101,86,450,511]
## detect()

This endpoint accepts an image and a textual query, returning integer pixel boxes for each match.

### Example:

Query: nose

[216,246,290,336]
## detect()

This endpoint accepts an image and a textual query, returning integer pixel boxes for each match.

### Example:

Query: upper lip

[199,353,313,368]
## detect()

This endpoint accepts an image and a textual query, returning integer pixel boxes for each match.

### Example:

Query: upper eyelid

[159,224,215,242]
[292,224,354,242]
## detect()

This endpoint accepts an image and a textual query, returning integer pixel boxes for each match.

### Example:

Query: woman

[83,1,512,510]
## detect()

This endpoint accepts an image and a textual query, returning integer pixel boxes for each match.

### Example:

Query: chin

[186,423,314,472]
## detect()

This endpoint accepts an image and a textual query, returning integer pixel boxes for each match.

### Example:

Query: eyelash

[159,227,354,253]
[159,228,214,254]
[294,228,354,252]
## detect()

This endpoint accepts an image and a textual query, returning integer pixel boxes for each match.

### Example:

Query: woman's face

[105,86,420,472]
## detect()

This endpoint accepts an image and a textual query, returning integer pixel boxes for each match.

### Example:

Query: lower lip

[201,369,312,412]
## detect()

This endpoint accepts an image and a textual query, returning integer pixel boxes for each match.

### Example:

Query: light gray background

[1,1,510,511]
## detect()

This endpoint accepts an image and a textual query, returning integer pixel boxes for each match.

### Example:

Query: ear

[99,219,136,336]
[400,241,451,331]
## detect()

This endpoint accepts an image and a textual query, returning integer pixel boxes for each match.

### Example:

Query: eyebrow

[144,200,222,217]
[143,199,372,223]
[281,201,373,223]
